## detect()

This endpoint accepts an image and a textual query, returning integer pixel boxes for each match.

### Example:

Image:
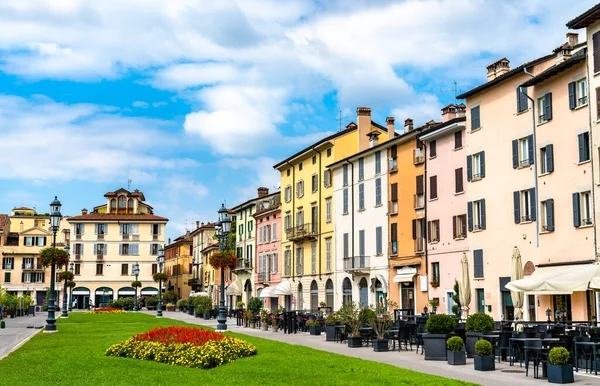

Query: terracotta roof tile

[67,214,168,222]
[13,207,34,211]
[0,214,9,229]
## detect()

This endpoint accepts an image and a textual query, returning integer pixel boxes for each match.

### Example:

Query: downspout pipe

[345,160,355,268]
[311,146,323,281]
[521,68,540,248]
[421,137,429,277]
[286,161,296,282]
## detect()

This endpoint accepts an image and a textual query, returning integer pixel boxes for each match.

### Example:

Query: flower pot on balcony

[474,355,495,371]
[373,339,389,352]
[347,336,362,348]
[547,364,574,384]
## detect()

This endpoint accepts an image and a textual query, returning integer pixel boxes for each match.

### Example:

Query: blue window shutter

[545,93,553,121]
[578,133,585,162]
[480,199,486,229]
[546,144,554,172]
[376,227,382,255]
[518,87,528,112]
[513,191,521,224]
[573,192,581,227]
[547,199,555,232]
[480,151,485,178]
[512,140,518,169]
[527,135,534,164]
[568,82,576,110]
[94,224,98,235]
[471,106,480,130]
[530,188,536,221]
[93,244,97,255]
[466,155,472,181]
[467,201,473,232]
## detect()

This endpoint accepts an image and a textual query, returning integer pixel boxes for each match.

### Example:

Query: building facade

[190,221,215,293]
[164,232,193,300]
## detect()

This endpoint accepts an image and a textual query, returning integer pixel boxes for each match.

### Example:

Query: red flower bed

[133,326,226,347]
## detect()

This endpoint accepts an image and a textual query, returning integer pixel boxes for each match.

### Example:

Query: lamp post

[61,244,70,318]
[157,248,164,318]
[67,261,74,312]
[216,203,231,332]
[546,307,552,323]
[132,262,140,311]
[44,196,62,333]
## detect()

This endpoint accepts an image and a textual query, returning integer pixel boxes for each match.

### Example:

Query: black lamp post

[216,203,231,332]
[61,244,70,318]
[157,248,164,318]
[423,305,429,317]
[44,196,62,333]
[546,307,552,323]
[67,261,74,312]
[133,262,140,312]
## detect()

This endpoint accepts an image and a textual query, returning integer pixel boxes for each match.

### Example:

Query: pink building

[419,106,468,315]
[253,190,282,310]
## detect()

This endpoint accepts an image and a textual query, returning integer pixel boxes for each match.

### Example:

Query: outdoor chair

[496,332,511,363]
[398,324,412,351]
[524,339,543,378]
[510,333,525,366]
[575,336,593,373]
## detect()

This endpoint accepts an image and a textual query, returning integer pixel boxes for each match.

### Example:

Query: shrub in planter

[465,313,494,358]
[474,340,495,371]
[547,347,574,384]
[325,312,338,341]
[247,297,263,314]
[260,310,270,331]
[337,302,362,348]
[307,319,322,335]
[146,296,158,311]
[423,314,456,360]
[177,299,188,312]
[358,307,376,326]
[196,296,213,319]
[370,299,397,352]
[446,336,466,365]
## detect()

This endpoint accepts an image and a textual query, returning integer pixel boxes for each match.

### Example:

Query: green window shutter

[573,192,581,228]
[568,82,576,110]
[513,191,521,224]
[546,199,554,232]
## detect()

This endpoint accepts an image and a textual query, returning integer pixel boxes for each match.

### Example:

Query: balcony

[389,158,398,172]
[97,233,104,240]
[21,263,43,270]
[414,238,425,254]
[96,253,104,260]
[286,223,317,242]
[413,149,424,165]
[234,259,252,272]
[122,233,130,241]
[152,233,159,241]
[75,233,82,240]
[413,194,424,210]
[343,256,370,273]
[75,253,81,260]
[388,200,398,215]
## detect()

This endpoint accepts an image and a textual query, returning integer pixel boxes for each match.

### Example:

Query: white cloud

[150,62,240,90]
[152,102,168,107]
[391,94,444,128]
[220,157,281,201]
[132,101,148,108]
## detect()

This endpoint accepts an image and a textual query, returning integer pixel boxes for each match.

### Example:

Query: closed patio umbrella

[511,247,524,329]
[459,253,471,320]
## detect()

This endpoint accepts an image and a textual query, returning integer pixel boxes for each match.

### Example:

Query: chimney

[404,118,414,132]
[441,104,456,123]
[196,221,200,229]
[486,58,510,81]
[386,117,395,139]
[367,131,381,148]
[356,107,372,151]
[257,187,269,198]
[456,103,466,118]
[168,237,171,245]
[555,33,577,64]
[567,32,578,47]
[81,208,88,215]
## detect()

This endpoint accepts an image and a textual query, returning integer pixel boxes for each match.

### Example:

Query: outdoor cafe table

[575,341,600,375]
[509,337,559,366]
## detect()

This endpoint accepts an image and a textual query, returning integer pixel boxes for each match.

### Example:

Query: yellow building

[66,188,168,308]
[189,221,216,293]
[164,231,193,300]
[273,107,393,310]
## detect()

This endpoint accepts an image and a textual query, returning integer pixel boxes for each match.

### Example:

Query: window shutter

[474,250,484,278]
[376,227,382,255]
[546,144,554,173]
[391,183,398,201]
[467,202,473,232]
[455,130,462,148]
[43,237,47,246]
[391,145,397,159]
[119,244,122,255]
[512,139,519,169]
[455,168,463,193]
[421,219,426,239]
[343,189,348,213]
[391,223,397,242]
[530,188,536,221]
[375,151,381,174]
[568,82,576,110]
[94,244,97,255]
[430,176,437,199]
[527,135,534,164]
[573,192,581,227]
[359,230,365,257]
[416,175,424,194]
[430,140,437,157]
[518,87,528,112]
[412,219,417,240]
[452,216,457,239]
[513,191,521,224]
[597,87,600,121]
[461,214,467,237]
[273,223,276,240]
[545,93,552,121]
[546,199,555,232]
[594,31,600,73]
[81,244,84,254]
[343,233,348,258]
[480,151,486,177]
[578,133,585,162]
[359,183,364,209]
[471,106,480,130]
[94,224,98,234]
[466,155,472,181]
[427,221,432,243]
[103,244,107,254]
[480,199,486,229]
[375,178,382,205]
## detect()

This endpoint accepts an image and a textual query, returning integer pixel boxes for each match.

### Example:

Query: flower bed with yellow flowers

[86,308,126,314]
[105,326,256,368]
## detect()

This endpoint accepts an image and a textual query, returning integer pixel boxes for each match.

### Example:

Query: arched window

[342,278,352,306]
[118,196,126,209]
[297,282,303,310]
[128,199,133,210]
[310,280,318,312]
[325,279,334,309]
[359,277,368,309]
[110,199,116,209]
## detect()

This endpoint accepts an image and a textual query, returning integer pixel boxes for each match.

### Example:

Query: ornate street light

[157,248,165,318]
[67,261,74,312]
[61,244,70,318]
[132,262,140,312]
[216,203,231,332]
[44,196,62,333]
[546,307,552,323]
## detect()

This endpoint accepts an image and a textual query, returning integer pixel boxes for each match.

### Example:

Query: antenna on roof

[439,81,464,104]
[127,178,132,190]
[335,110,350,132]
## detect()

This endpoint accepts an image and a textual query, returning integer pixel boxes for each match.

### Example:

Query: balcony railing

[521,215,532,222]
[75,233,82,240]
[22,263,42,270]
[582,218,593,226]
[97,253,104,260]
[122,234,130,240]
[234,259,252,272]
[389,200,398,215]
[343,256,370,272]
[414,194,424,210]
[414,238,425,254]
[152,233,159,241]
[75,253,81,260]
[97,234,104,240]
[413,149,424,165]
[285,223,317,242]
[519,159,532,167]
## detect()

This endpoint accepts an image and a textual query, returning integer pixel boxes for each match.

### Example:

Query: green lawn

[0,313,474,385]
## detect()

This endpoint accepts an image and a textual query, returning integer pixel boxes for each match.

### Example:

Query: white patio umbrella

[459,253,471,320]
[511,247,524,330]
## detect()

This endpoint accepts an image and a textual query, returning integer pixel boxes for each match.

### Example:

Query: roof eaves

[520,49,587,87]
[566,3,600,29]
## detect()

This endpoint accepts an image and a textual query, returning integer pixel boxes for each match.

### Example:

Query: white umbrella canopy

[459,253,471,320]
[510,247,524,329]
[507,263,600,293]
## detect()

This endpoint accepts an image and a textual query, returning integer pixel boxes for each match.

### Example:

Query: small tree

[247,297,263,314]
[452,280,461,316]
[337,302,361,337]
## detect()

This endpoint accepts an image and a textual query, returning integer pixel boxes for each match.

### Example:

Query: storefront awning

[72,287,90,295]
[118,287,136,296]
[226,281,241,296]
[272,280,293,296]
[392,267,417,283]
[259,286,276,298]
[95,286,113,295]
[140,287,158,295]
[506,263,600,294]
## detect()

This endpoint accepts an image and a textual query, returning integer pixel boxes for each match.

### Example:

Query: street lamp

[67,261,74,312]
[132,262,140,312]
[61,244,70,318]
[546,307,552,323]
[44,196,62,333]
[157,248,165,318]
[216,203,231,332]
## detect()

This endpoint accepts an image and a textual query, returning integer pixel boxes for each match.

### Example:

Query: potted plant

[245,310,256,328]
[359,307,376,326]
[177,299,188,312]
[197,296,213,319]
[430,280,440,288]
[271,313,279,332]
[236,301,245,310]
[260,309,270,331]
[307,319,322,335]
[370,300,397,352]
[338,302,362,348]
[145,296,158,310]
[247,297,263,315]
[465,313,494,358]
[423,314,456,360]
[165,302,174,312]
[325,312,338,341]
[547,347,574,384]
[474,340,495,371]
[446,336,466,365]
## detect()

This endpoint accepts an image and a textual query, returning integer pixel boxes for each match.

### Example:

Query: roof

[103,188,146,201]
[67,214,168,222]
[520,49,587,87]
[231,191,279,212]
[0,214,9,229]
[13,206,34,211]
[566,3,600,29]
[457,53,555,99]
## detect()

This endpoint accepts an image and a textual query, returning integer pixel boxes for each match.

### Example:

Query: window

[390,223,398,254]
[94,243,107,255]
[359,229,365,258]
[429,175,438,200]
[296,180,304,198]
[389,145,398,171]
[358,157,364,181]
[110,199,116,209]
[343,188,349,214]
[573,191,593,227]
[96,263,103,275]
[2,257,14,270]
[95,223,107,235]
[299,162,303,171]
[343,164,349,186]
[151,224,161,235]
[541,199,555,232]
[36,237,45,247]
[284,185,292,202]
[284,248,291,276]
[4,272,9,283]
[517,87,528,113]
[375,226,382,255]
[453,214,467,239]
[513,188,536,223]
[284,212,291,231]
[375,151,381,174]
[295,246,303,275]
[432,262,440,284]
[258,226,263,243]
[414,175,424,209]
[323,169,332,187]
[312,174,318,192]
[118,196,126,208]
[597,88,600,120]
[470,105,480,130]
[74,243,83,255]
[455,168,464,193]
[390,183,398,214]
[121,264,128,275]
[358,183,365,210]
[473,250,484,278]
[272,252,278,274]
[287,169,290,177]
[325,238,332,272]
[238,224,244,235]
[312,155,317,165]
[512,135,534,168]
[327,148,332,157]
[428,220,440,242]
[272,223,277,241]
[454,130,463,149]
[325,198,332,222]
[468,199,486,231]
[311,241,316,274]
[540,145,554,174]
[295,208,304,227]
[74,223,85,235]
[246,244,253,262]
[412,218,425,252]
[413,145,424,164]
[569,78,588,108]
[24,237,33,246]
[578,132,590,163]
[594,31,600,73]
[538,93,552,123]
[429,140,437,158]
[248,220,253,232]
[467,151,485,181]
[74,263,80,275]
[343,233,349,259]
[375,178,382,206]
[152,263,158,274]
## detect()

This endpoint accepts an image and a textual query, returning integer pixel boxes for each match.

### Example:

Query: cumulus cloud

[132,101,148,108]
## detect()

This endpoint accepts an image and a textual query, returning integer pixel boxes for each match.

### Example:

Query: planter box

[465,333,482,358]
[373,339,389,352]
[547,364,574,384]
[262,322,269,331]
[203,313,211,320]
[309,325,322,335]
[325,324,336,341]
[423,334,450,361]
[347,336,363,348]
[447,350,466,365]
[474,355,495,371]
[166,306,175,312]
[188,308,194,315]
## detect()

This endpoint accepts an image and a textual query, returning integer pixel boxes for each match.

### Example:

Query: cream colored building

[66,188,168,308]
[164,232,193,300]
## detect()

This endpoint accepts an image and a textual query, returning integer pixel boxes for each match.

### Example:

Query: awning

[506,263,600,294]
[118,287,136,296]
[392,267,417,283]
[226,281,241,296]
[95,286,113,295]
[72,287,90,295]
[259,286,276,298]
[140,287,158,295]
[272,280,293,296]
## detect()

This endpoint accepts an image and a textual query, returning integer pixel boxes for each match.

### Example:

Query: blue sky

[0,0,595,240]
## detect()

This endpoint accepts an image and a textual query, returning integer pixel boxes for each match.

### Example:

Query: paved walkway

[0,312,47,360]
[148,311,599,386]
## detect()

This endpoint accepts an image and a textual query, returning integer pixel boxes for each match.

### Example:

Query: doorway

[552,294,572,322]
[359,278,368,308]
[528,295,536,322]
[400,281,415,312]
[476,289,485,313]
[310,280,318,312]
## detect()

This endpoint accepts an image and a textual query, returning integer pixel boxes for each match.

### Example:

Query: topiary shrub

[425,314,456,334]
[447,336,464,352]
[549,347,570,365]
[475,340,493,356]
[465,313,494,333]
[358,307,376,325]
[247,297,263,314]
